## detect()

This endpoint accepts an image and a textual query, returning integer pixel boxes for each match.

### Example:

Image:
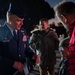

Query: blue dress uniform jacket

[0,23,35,75]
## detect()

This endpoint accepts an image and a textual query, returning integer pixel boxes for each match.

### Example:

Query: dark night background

[0,0,55,34]
[0,0,75,34]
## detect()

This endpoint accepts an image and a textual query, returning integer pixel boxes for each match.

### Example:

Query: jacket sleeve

[29,34,38,51]
[24,37,36,64]
[25,37,36,58]
[0,42,14,67]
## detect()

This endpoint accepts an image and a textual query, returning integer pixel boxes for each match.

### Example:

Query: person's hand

[13,61,24,72]
[33,55,40,64]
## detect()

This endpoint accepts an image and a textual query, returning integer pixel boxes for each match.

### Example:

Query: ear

[9,16,12,21]
[61,15,67,23]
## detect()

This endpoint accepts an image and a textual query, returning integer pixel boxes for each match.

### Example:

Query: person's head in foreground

[54,1,75,31]
[6,3,25,30]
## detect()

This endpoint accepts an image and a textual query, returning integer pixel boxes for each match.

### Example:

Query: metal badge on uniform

[23,35,27,41]
[21,30,24,33]
[21,30,25,35]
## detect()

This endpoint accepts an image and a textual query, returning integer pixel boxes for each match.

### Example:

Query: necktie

[13,30,16,36]
[13,30,19,59]
[13,30,19,42]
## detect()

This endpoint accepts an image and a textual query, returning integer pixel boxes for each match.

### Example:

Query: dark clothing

[39,64,54,75]
[0,24,35,75]
[58,58,69,75]
[29,28,59,75]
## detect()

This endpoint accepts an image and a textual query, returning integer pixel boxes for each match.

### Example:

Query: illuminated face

[56,13,69,31]
[40,21,49,30]
[9,15,24,30]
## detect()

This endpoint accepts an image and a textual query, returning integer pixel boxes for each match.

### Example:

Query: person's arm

[25,35,40,64]
[0,42,14,66]
[0,42,24,73]
[29,34,37,51]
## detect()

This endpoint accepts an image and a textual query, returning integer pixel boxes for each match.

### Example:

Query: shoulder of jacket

[31,29,41,34]
[0,25,5,31]
[49,28,54,31]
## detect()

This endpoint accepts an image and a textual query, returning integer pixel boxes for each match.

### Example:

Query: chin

[17,28,20,30]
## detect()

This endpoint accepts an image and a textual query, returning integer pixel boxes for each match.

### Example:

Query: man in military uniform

[0,3,36,75]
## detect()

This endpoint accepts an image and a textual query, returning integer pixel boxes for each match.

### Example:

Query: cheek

[14,22,19,29]
[45,25,48,29]
[17,24,22,30]
[16,25,21,30]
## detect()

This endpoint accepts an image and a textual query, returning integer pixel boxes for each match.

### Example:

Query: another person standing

[58,37,70,75]
[0,3,36,75]
[54,1,75,75]
[29,18,59,75]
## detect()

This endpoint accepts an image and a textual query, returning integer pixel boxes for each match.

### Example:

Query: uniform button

[19,55,21,57]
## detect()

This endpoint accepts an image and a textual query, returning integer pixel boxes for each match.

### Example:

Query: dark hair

[7,3,25,18]
[39,18,48,25]
[54,1,75,17]
[40,18,48,22]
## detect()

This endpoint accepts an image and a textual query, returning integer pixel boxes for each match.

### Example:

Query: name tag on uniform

[3,38,10,42]
[3,40,10,42]
[22,35,27,42]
